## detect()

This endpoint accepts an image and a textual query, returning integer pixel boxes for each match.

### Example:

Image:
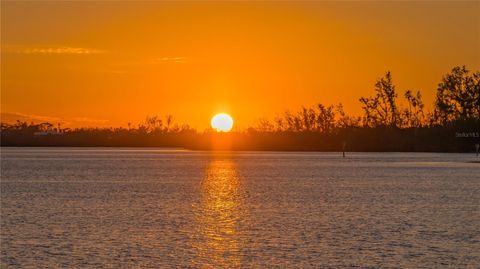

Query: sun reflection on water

[193,157,246,268]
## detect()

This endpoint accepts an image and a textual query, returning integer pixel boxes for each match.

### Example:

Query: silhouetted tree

[360,71,399,127]
[315,104,336,133]
[165,115,173,131]
[335,103,361,128]
[301,107,316,131]
[434,66,480,123]
[404,90,425,127]
[254,118,275,132]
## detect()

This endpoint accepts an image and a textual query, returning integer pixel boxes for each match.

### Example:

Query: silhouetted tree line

[1,115,198,147]
[2,66,479,152]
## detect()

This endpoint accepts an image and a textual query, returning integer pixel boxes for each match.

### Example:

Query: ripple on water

[1,149,479,268]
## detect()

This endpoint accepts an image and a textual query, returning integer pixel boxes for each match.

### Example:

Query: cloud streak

[156,56,187,63]
[1,112,108,128]
[4,45,106,55]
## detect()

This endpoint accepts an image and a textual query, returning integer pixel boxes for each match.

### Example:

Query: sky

[1,1,479,129]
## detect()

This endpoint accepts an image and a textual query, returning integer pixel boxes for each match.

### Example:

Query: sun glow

[211,113,234,132]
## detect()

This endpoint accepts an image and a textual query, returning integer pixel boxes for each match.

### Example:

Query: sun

[211,113,234,132]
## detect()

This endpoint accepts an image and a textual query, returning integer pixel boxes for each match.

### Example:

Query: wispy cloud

[1,112,62,123]
[156,56,187,63]
[1,112,108,128]
[4,45,106,55]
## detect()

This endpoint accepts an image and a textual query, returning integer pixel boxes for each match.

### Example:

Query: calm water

[1,148,479,268]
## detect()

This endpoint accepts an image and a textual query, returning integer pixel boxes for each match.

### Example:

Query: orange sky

[1,1,479,129]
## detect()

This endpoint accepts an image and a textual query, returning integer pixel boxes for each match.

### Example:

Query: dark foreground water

[1,148,479,268]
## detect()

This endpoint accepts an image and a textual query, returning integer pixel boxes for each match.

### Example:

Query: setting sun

[211,113,234,132]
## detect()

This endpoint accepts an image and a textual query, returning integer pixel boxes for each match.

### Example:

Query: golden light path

[211,113,234,132]
[192,156,246,267]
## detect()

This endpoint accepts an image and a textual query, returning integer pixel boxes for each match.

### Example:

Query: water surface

[1,148,479,268]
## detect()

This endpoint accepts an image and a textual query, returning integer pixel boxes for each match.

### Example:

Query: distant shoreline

[1,145,478,154]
